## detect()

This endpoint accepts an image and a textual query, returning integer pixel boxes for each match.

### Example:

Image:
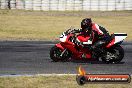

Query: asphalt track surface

[0,41,132,76]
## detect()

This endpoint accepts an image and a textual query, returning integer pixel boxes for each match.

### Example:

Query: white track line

[0,74,77,77]
[0,74,132,77]
[37,74,76,76]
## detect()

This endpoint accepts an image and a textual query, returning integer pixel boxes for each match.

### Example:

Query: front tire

[101,45,124,64]
[50,46,62,62]
[50,46,71,62]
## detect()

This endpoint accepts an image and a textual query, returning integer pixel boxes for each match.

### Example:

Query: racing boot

[89,46,99,59]
[91,51,98,59]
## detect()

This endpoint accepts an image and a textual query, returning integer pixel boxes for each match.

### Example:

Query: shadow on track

[71,60,125,64]
[51,60,125,64]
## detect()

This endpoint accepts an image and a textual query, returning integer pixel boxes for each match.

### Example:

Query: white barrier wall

[74,0,82,11]
[33,0,42,10]
[90,0,99,11]
[125,0,132,10]
[0,0,132,11]
[16,0,25,9]
[58,0,66,11]
[10,0,16,9]
[25,0,33,10]
[50,0,58,10]
[42,0,50,11]
[0,0,8,9]
[108,0,116,11]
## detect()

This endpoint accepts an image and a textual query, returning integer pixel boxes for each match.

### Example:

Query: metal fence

[0,0,132,11]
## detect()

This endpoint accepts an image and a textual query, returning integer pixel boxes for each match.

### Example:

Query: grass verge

[0,10,132,41]
[0,75,131,88]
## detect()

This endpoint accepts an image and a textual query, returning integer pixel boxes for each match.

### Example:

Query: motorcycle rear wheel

[101,45,124,64]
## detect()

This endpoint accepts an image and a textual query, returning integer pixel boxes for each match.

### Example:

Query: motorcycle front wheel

[50,46,71,62]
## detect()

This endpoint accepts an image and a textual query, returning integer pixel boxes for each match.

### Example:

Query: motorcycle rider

[73,18,111,59]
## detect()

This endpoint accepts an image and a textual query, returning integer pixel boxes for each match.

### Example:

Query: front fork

[55,42,80,58]
[55,42,91,59]
[60,49,67,57]
[55,43,68,57]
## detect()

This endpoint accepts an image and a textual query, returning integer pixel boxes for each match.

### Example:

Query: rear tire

[101,45,124,64]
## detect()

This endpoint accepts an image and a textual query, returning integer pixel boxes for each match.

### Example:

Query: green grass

[0,10,132,41]
[0,75,131,88]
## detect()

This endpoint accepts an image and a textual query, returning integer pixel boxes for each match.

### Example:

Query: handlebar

[65,28,80,36]
[65,29,77,43]
[60,28,79,43]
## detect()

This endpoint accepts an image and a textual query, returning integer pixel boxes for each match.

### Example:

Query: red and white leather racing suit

[76,23,110,45]
[74,23,110,58]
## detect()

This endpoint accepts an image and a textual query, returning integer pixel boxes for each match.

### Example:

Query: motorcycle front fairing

[56,32,78,54]
[56,31,93,59]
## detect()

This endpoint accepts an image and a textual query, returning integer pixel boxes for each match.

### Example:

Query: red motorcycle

[50,28,127,63]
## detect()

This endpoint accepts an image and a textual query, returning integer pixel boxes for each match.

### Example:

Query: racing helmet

[81,18,92,32]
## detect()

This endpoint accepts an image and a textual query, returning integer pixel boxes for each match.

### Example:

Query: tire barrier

[0,0,132,11]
